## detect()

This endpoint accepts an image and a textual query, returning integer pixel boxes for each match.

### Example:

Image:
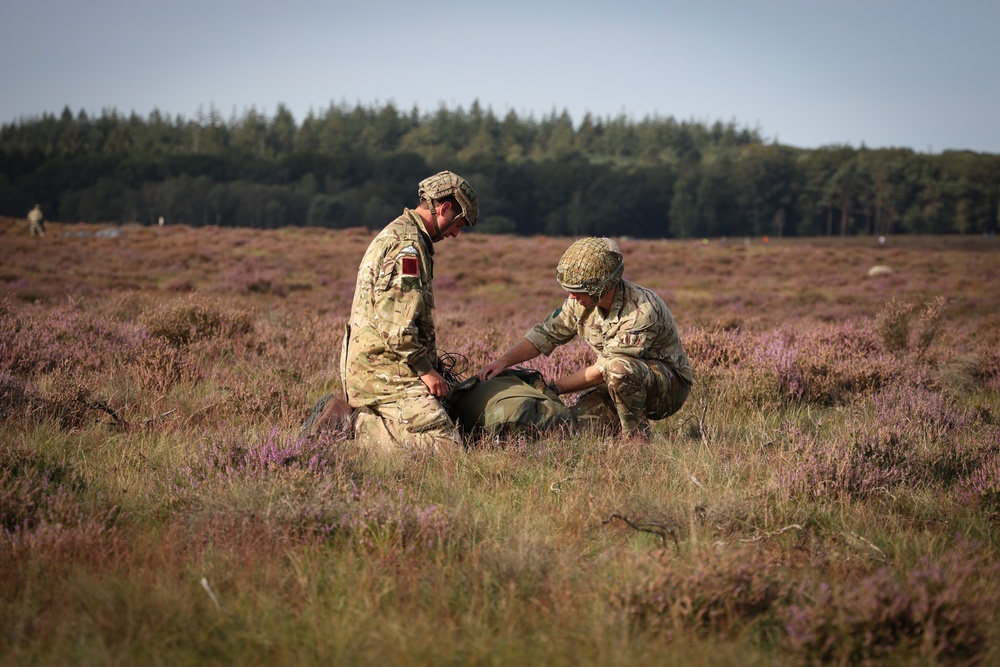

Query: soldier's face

[435,203,468,240]
[568,291,596,307]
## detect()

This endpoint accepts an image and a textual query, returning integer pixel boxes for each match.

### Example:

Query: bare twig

[805,405,824,429]
[601,513,680,551]
[90,400,129,429]
[740,523,804,543]
[142,409,177,429]
[200,577,222,611]
[698,397,710,451]
[550,476,577,493]
[845,532,888,562]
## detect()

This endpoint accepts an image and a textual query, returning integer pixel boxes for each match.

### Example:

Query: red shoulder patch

[402,256,419,277]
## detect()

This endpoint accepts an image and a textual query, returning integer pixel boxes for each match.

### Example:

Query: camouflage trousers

[354,393,463,453]
[570,356,690,438]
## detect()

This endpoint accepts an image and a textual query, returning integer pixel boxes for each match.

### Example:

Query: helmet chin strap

[435,215,462,239]
[426,200,460,242]
[424,199,444,242]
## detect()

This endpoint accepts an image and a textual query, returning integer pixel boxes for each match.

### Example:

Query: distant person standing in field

[340,171,479,452]
[476,237,693,440]
[27,204,45,237]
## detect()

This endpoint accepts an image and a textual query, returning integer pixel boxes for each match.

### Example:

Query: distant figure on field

[477,237,693,440]
[340,170,479,453]
[27,204,45,237]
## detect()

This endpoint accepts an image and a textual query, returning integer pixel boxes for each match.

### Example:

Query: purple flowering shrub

[193,427,350,478]
[0,298,147,375]
[682,327,754,371]
[774,322,897,404]
[328,487,459,556]
[217,366,310,424]
[685,320,899,407]
[620,539,998,664]
[180,428,465,557]
[217,263,290,297]
[772,382,999,501]
[618,544,796,640]
[0,371,42,422]
[871,385,1000,486]
[783,540,999,665]
[0,440,88,532]
[138,294,254,347]
[125,337,198,391]
[954,447,1000,510]
[875,296,947,359]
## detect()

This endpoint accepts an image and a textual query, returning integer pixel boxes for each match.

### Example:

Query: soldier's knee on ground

[408,428,463,452]
[354,410,397,454]
[365,395,464,453]
[399,395,458,432]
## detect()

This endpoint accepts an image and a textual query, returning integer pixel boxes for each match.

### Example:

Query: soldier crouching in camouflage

[476,237,693,440]
[339,171,478,453]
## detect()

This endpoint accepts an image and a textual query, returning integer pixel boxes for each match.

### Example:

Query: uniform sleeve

[371,242,435,374]
[524,300,580,356]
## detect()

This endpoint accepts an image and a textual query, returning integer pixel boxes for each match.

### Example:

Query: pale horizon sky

[2,0,998,154]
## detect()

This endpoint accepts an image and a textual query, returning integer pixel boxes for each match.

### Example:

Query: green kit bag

[446,368,576,436]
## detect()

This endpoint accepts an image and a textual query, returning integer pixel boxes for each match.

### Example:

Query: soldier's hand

[420,369,449,398]
[476,359,507,382]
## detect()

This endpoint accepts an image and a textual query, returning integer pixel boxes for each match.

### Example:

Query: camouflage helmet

[418,171,479,226]
[556,237,624,298]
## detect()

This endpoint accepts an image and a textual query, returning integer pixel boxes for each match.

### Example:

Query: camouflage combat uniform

[524,279,693,436]
[27,205,45,237]
[340,209,462,452]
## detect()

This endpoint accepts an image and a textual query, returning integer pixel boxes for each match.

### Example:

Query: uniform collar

[604,280,626,320]
[403,208,435,256]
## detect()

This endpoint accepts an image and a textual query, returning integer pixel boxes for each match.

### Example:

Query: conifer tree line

[2,101,998,237]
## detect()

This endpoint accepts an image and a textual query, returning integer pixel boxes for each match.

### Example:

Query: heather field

[2,217,1000,666]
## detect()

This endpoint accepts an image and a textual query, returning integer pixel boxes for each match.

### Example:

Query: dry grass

[2,217,1000,665]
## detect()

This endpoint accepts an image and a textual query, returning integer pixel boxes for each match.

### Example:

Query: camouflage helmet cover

[418,170,479,226]
[556,237,624,298]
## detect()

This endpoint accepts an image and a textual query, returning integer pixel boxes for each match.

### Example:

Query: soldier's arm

[419,368,449,397]
[476,338,542,381]
[371,246,435,373]
[522,300,580,354]
[550,364,604,395]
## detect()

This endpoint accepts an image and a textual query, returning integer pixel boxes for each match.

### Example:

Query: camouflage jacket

[342,209,438,406]
[524,279,694,385]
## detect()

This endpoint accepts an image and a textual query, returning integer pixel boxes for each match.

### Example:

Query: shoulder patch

[549,306,562,319]
[399,245,420,277]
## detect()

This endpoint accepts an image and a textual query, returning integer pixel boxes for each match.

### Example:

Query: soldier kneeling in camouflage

[476,237,693,440]
[337,171,478,453]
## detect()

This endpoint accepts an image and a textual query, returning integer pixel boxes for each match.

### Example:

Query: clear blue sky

[2,0,998,153]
